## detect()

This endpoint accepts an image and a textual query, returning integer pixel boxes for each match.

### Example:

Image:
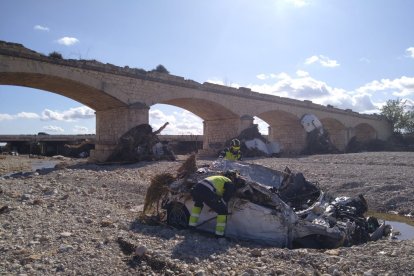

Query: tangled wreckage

[143,155,390,248]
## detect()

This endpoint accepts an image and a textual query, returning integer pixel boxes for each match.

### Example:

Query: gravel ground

[0,152,413,275]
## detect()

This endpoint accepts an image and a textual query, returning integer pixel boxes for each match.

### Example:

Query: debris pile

[144,155,390,248]
[345,132,414,153]
[105,123,175,163]
[225,125,280,157]
[300,114,339,155]
[64,139,94,158]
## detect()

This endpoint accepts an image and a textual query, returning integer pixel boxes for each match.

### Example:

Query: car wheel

[166,202,190,229]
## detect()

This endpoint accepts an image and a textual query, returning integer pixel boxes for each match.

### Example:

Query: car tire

[166,202,190,229]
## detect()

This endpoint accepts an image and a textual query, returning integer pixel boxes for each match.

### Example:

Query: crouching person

[188,170,245,238]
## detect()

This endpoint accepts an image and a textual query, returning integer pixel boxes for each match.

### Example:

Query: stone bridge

[0,41,392,161]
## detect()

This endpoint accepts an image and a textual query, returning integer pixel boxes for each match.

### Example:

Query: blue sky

[0,0,413,135]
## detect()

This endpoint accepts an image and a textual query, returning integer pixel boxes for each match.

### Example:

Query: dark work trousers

[190,183,228,215]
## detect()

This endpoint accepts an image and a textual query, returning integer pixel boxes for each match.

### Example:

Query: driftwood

[105,123,175,163]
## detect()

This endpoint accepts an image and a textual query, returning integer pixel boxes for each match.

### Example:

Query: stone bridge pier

[90,104,149,162]
[182,115,254,156]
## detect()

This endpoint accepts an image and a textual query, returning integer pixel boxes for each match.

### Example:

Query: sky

[0,0,413,135]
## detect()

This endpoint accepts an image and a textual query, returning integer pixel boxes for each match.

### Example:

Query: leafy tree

[406,110,414,133]
[380,99,414,133]
[153,64,169,74]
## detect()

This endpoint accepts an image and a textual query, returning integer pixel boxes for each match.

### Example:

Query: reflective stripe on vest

[199,180,216,193]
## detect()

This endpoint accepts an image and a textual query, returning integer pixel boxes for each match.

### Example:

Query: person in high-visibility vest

[219,139,242,161]
[188,170,245,237]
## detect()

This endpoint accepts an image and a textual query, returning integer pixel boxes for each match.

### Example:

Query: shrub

[152,64,169,74]
[48,51,63,59]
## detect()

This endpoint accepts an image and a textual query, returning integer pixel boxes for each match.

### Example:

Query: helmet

[231,139,241,147]
[224,169,239,180]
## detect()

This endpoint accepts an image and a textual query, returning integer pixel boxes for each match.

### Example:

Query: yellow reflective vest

[205,175,232,197]
[224,147,241,161]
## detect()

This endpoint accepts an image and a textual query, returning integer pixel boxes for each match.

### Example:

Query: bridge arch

[158,98,241,152]
[0,72,126,111]
[353,123,377,142]
[257,110,305,154]
[319,118,347,151]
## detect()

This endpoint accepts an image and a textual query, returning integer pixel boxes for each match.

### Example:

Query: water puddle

[30,159,59,171]
[367,211,414,240]
[387,221,414,240]
[1,158,59,178]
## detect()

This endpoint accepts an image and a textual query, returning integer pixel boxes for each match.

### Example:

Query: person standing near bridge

[219,139,242,161]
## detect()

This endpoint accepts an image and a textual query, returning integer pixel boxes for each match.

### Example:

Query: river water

[368,211,414,240]
[30,159,59,171]
[387,221,414,240]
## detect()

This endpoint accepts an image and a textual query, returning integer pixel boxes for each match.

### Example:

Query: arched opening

[149,103,203,154]
[0,72,125,111]
[320,118,347,151]
[0,85,96,156]
[354,123,377,142]
[253,116,269,136]
[257,110,305,154]
[0,85,96,135]
[155,98,239,153]
[149,104,202,135]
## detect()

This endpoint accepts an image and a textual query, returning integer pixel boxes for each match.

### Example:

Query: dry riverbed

[0,152,413,275]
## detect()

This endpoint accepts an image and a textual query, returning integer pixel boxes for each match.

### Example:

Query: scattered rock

[0,153,413,275]
[0,205,10,214]
[135,245,147,256]
[60,232,72,237]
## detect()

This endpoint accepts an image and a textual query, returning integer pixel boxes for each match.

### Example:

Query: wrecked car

[300,114,339,155]
[144,156,389,248]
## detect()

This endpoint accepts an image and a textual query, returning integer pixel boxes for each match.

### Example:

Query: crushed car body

[145,156,389,248]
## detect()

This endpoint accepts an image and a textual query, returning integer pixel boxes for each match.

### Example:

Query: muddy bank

[0,152,413,275]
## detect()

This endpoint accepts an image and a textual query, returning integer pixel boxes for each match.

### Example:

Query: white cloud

[285,0,309,7]
[248,72,382,113]
[357,76,414,97]
[0,106,95,123]
[57,37,79,46]
[256,74,268,80]
[0,114,13,121]
[359,57,371,63]
[43,125,64,133]
[0,112,40,121]
[72,125,91,134]
[41,106,95,121]
[149,109,176,123]
[305,55,340,68]
[253,117,269,134]
[256,73,284,80]
[406,47,414,58]
[34,25,50,31]
[150,108,202,135]
[296,70,309,77]
[16,112,40,119]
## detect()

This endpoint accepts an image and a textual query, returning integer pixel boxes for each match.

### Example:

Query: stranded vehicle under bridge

[148,158,389,249]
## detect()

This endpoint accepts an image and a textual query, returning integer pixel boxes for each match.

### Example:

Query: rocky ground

[0,152,413,275]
